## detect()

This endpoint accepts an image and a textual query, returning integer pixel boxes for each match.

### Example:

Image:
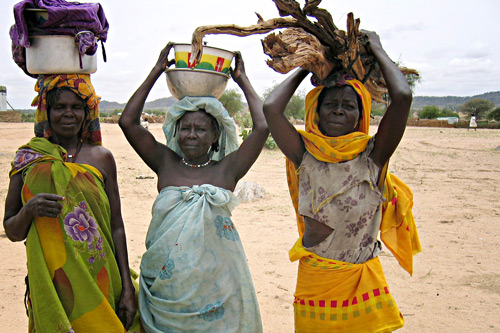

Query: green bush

[487,108,500,121]
[21,112,35,122]
[239,129,277,150]
[239,128,251,141]
[264,134,277,150]
[439,108,459,118]
[146,109,167,116]
[234,112,253,128]
[220,89,243,117]
[419,105,440,119]
[371,103,386,116]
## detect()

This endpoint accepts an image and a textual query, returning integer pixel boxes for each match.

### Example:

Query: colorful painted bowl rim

[165,67,231,78]
[172,43,236,57]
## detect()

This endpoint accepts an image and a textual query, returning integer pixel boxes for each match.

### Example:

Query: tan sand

[1,122,499,332]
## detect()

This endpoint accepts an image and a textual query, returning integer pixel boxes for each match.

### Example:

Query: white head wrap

[162,96,239,161]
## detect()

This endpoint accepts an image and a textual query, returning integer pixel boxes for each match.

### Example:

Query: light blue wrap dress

[139,184,263,332]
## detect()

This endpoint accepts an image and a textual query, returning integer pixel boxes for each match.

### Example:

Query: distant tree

[419,105,440,119]
[21,112,35,123]
[399,60,422,94]
[263,85,305,120]
[285,93,306,120]
[460,98,495,119]
[487,107,500,121]
[439,108,459,118]
[219,88,243,117]
[150,110,167,116]
[382,59,421,103]
[371,102,386,117]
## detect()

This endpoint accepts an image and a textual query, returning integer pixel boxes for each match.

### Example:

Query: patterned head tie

[32,74,102,145]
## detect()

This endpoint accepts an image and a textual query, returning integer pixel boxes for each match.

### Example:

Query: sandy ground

[1,122,500,332]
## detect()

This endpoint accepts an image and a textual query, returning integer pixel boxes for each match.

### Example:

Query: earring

[211,141,220,152]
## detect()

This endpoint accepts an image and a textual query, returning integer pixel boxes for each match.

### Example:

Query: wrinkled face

[177,111,218,159]
[318,86,361,137]
[48,89,86,139]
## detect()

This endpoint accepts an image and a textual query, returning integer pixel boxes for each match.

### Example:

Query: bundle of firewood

[190,0,418,103]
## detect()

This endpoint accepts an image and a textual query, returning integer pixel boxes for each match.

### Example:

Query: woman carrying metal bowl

[119,43,267,332]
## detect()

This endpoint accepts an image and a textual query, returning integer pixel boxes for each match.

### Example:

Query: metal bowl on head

[165,68,230,100]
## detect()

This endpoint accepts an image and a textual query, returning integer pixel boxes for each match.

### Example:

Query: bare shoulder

[79,144,116,181]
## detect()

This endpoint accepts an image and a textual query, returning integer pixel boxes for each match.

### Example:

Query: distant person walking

[469,115,477,131]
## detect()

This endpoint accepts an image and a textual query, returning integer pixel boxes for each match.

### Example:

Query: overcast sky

[1,0,499,109]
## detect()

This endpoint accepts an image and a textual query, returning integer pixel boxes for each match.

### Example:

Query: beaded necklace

[67,140,83,162]
[181,157,211,168]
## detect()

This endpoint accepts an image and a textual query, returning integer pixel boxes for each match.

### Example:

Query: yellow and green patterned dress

[10,137,141,332]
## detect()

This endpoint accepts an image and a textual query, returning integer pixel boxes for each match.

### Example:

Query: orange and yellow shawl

[286,82,421,332]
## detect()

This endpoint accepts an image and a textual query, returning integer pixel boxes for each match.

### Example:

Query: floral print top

[297,137,385,264]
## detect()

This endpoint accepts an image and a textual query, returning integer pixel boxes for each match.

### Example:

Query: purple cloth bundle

[9,0,109,77]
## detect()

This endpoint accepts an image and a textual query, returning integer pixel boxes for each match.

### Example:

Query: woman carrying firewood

[263,30,421,332]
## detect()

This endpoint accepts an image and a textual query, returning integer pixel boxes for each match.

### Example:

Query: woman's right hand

[24,193,64,219]
[154,42,176,72]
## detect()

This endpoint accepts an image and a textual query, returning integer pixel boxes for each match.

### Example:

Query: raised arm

[119,43,176,173]
[263,68,309,167]
[365,31,413,168]
[227,52,269,181]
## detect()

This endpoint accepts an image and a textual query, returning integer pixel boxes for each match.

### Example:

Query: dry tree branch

[190,16,300,65]
[189,0,419,103]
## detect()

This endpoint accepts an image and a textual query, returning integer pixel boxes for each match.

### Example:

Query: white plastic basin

[26,35,97,74]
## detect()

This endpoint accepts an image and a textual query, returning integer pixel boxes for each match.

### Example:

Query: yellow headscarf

[286,79,421,275]
[32,74,102,145]
[298,80,372,162]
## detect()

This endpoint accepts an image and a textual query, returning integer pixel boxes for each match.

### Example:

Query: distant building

[0,86,22,122]
[436,117,459,124]
[0,85,7,111]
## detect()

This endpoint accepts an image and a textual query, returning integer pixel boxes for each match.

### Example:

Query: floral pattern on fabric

[200,302,225,322]
[345,217,368,238]
[316,186,328,203]
[360,234,375,248]
[311,211,329,224]
[300,177,312,196]
[62,201,109,272]
[12,148,44,172]
[139,185,262,332]
[63,203,100,244]
[159,259,175,280]
[214,216,239,241]
[337,196,359,213]
[315,161,330,173]
[297,140,385,264]
[342,174,360,187]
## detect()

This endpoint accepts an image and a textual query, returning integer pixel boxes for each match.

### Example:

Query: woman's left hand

[118,285,137,330]
[230,51,247,85]
[360,29,383,54]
